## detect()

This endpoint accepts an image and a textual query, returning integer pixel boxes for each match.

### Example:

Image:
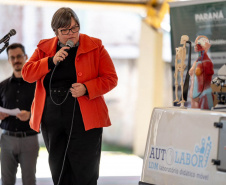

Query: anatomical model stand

[174,35,189,107]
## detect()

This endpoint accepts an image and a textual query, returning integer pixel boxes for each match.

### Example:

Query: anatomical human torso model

[189,35,214,110]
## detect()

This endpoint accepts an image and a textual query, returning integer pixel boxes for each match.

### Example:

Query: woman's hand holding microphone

[53,46,70,65]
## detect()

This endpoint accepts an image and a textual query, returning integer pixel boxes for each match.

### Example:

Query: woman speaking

[22,7,118,185]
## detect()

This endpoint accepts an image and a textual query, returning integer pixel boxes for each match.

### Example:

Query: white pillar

[133,20,165,157]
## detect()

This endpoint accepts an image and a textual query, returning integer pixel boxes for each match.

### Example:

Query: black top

[44,44,78,94]
[0,74,36,132]
[42,42,100,135]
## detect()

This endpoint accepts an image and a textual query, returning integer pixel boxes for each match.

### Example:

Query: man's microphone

[56,40,74,66]
[0,29,16,44]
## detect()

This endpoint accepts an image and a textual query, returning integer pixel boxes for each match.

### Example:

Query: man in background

[0,43,39,185]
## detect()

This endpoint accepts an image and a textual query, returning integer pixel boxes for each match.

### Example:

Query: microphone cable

[49,40,79,185]
[49,40,78,105]
[49,64,71,106]
[49,61,76,185]
[49,64,77,185]
[57,97,76,185]
[49,65,76,185]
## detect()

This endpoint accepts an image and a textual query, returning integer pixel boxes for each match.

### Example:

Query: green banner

[170,0,226,64]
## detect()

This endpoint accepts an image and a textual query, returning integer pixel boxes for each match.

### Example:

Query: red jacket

[22,34,118,132]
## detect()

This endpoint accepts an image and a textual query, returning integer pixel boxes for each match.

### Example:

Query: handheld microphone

[0,29,16,44]
[56,40,74,66]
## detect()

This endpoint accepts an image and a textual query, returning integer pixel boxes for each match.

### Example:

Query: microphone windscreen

[66,40,74,48]
[10,29,16,36]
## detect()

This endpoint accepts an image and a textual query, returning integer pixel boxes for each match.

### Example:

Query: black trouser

[41,93,103,185]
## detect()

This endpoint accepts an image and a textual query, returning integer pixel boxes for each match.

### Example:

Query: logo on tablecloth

[147,136,212,181]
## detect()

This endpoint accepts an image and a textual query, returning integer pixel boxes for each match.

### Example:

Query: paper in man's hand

[0,107,20,116]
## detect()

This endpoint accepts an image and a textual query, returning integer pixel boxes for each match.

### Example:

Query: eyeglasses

[59,25,79,35]
[9,54,25,61]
